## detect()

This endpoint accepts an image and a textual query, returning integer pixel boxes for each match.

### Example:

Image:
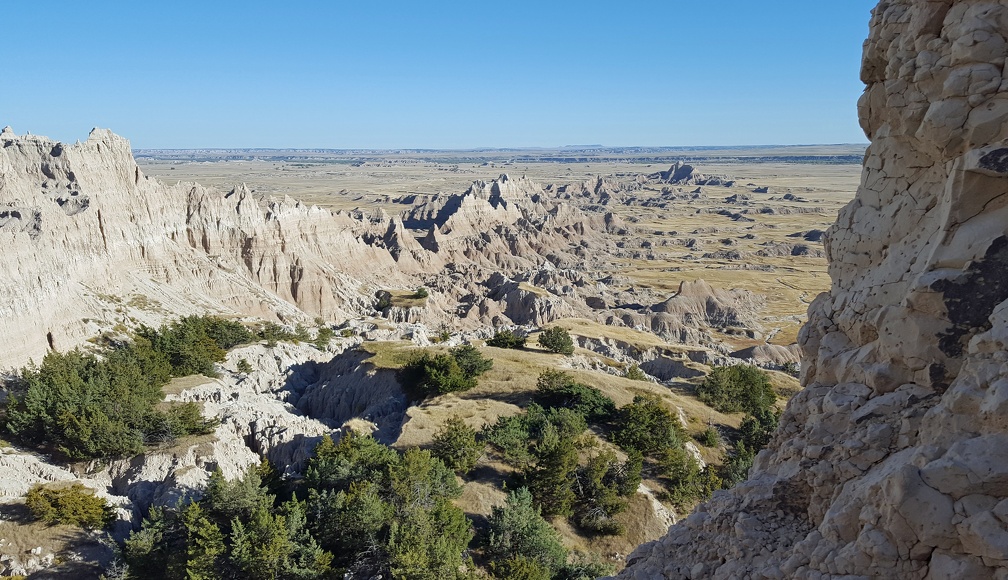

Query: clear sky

[3,1,877,149]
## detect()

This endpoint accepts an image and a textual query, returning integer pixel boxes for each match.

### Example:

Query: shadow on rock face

[288,348,409,445]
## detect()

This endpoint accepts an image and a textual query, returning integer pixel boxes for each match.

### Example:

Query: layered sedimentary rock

[0,127,408,367]
[649,161,735,187]
[619,1,1008,578]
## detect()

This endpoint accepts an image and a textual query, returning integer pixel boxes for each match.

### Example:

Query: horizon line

[133,142,870,153]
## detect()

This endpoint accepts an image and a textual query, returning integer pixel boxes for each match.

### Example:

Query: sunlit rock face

[617,1,1008,577]
[0,127,409,368]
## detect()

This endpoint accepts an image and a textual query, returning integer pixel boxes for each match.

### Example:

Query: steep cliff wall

[619,1,1008,578]
[0,127,409,367]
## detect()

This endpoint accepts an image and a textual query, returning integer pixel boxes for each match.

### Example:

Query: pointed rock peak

[1,126,15,137]
[498,173,511,182]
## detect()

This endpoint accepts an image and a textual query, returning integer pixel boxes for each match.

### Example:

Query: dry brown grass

[550,492,668,571]
[0,503,110,578]
[162,374,217,396]
[387,290,428,309]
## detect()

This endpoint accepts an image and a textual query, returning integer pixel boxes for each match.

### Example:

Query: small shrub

[293,324,311,343]
[437,324,451,343]
[253,321,298,347]
[721,444,755,487]
[399,345,492,398]
[660,447,722,510]
[696,365,776,415]
[781,361,800,377]
[624,364,647,381]
[340,328,355,338]
[611,394,683,456]
[737,407,780,451]
[571,449,639,536]
[696,426,720,447]
[534,370,615,424]
[236,358,253,374]
[487,329,527,349]
[537,327,574,355]
[374,290,392,311]
[413,287,429,299]
[490,555,552,580]
[314,326,334,350]
[25,484,115,529]
[451,344,493,377]
[486,488,568,575]
[431,416,483,474]
[401,352,473,396]
[556,554,616,580]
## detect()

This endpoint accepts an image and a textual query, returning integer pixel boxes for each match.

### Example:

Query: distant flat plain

[137,145,864,349]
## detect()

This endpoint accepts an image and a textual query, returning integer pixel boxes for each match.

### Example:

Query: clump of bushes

[484,404,585,516]
[624,364,647,381]
[138,315,253,377]
[486,329,527,349]
[314,326,334,350]
[126,465,333,580]
[660,447,723,511]
[3,315,246,460]
[611,394,684,456]
[483,403,639,535]
[534,370,616,424]
[431,416,483,475]
[399,344,493,398]
[720,407,781,487]
[537,327,574,355]
[236,358,254,374]
[696,426,720,447]
[25,484,115,529]
[413,287,429,299]
[5,344,214,459]
[486,487,568,576]
[304,432,471,577]
[695,364,776,415]
[571,449,641,535]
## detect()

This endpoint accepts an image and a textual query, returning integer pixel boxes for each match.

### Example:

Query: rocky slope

[617,1,1008,577]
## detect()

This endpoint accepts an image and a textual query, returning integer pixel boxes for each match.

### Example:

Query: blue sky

[3,1,877,148]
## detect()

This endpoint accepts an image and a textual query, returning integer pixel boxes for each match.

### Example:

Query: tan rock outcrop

[618,1,1008,578]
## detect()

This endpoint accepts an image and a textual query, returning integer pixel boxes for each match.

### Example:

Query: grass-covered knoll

[358,336,773,552]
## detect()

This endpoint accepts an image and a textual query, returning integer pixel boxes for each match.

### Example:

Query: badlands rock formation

[650,161,735,187]
[0,127,412,367]
[618,1,1008,577]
